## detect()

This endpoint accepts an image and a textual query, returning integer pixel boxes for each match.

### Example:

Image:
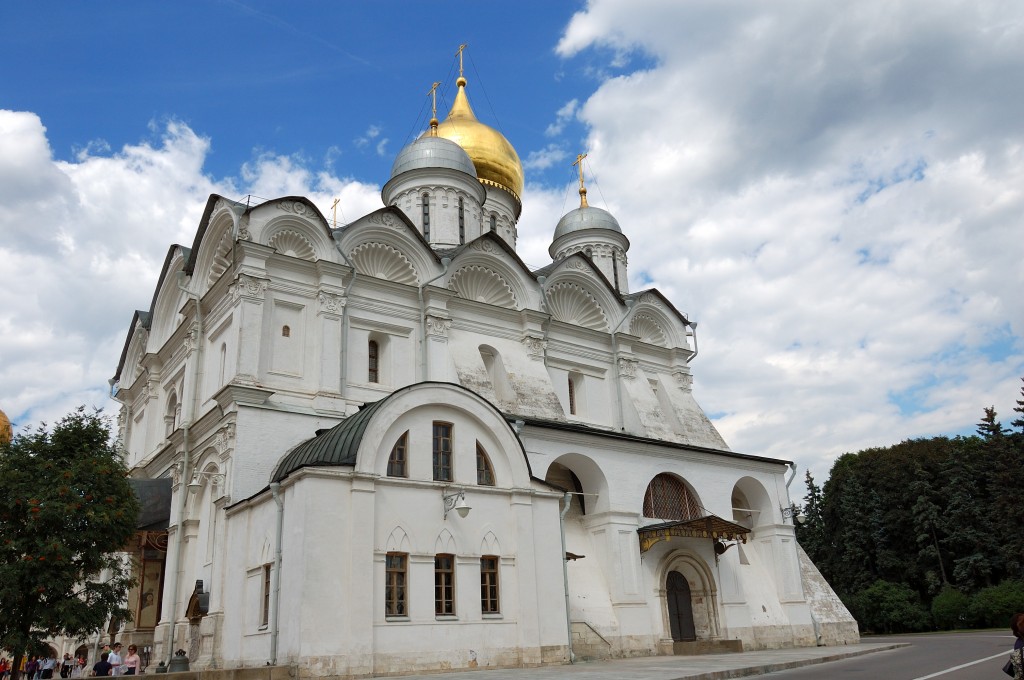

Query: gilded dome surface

[553,205,622,240]
[433,77,524,202]
[0,408,11,444]
[390,135,477,180]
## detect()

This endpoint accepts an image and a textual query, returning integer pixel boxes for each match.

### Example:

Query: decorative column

[424,314,452,382]
[230,274,269,385]
[315,291,346,412]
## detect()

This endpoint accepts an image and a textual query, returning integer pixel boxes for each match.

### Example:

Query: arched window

[281,325,291,337]
[489,214,497,233]
[612,253,620,291]
[219,343,227,386]
[458,197,465,244]
[432,422,453,482]
[422,193,431,241]
[368,340,379,383]
[476,442,495,486]
[387,432,408,477]
[643,473,702,520]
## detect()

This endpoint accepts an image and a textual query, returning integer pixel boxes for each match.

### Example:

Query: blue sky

[2,1,1023,498]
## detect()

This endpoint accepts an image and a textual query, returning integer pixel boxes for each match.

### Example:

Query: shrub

[931,587,970,629]
[850,580,930,634]
[967,581,1024,628]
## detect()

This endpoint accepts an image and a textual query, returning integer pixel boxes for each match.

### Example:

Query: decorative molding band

[367,211,402,229]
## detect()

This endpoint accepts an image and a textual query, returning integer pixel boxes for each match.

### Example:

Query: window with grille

[476,443,494,486]
[433,422,453,482]
[458,197,465,244]
[368,340,379,383]
[435,553,455,615]
[568,376,577,415]
[261,563,271,627]
[643,473,702,520]
[385,553,407,617]
[480,556,499,613]
[422,193,431,240]
[387,432,408,477]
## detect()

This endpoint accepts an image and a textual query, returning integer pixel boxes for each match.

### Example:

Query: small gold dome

[0,408,11,445]
[433,76,524,205]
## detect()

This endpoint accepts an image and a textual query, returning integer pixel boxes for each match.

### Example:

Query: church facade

[106,69,857,677]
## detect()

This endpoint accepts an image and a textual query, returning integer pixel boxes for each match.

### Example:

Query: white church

[105,60,858,677]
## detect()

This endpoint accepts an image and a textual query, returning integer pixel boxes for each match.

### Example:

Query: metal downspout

[559,492,575,663]
[166,271,204,664]
[684,322,699,364]
[418,258,451,381]
[269,482,284,664]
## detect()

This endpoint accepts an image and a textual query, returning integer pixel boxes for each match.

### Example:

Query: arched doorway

[666,571,696,641]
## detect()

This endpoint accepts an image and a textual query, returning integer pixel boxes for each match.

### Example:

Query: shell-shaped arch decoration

[349,242,418,285]
[630,312,669,346]
[448,265,518,309]
[268,229,316,261]
[547,282,608,331]
[206,228,233,289]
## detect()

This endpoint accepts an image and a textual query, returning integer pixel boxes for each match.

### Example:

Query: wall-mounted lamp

[187,471,225,495]
[442,487,471,520]
[781,506,807,525]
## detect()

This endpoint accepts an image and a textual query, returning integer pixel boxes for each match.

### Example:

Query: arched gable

[251,200,336,262]
[446,236,538,310]
[731,476,774,529]
[148,247,190,351]
[354,383,532,488]
[543,452,611,515]
[335,207,438,287]
[543,254,624,331]
[191,205,235,296]
[120,316,150,387]
[628,291,690,349]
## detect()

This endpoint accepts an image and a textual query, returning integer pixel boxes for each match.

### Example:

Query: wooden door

[666,570,696,641]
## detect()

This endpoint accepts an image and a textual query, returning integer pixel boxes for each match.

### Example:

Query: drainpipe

[165,271,205,664]
[559,492,575,663]
[331,230,359,405]
[610,300,635,432]
[783,462,820,644]
[269,482,285,665]
[417,257,451,380]
[684,322,699,364]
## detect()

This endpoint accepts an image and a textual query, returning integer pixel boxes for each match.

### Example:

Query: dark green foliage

[966,581,1024,629]
[799,380,1024,634]
[931,587,970,630]
[848,580,930,634]
[0,408,139,678]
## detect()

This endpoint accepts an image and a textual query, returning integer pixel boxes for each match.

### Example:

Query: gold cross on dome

[330,198,340,228]
[456,43,468,78]
[572,153,589,207]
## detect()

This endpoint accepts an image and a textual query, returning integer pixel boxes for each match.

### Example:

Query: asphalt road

[762,631,1016,679]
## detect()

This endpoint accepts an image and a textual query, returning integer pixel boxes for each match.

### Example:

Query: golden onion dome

[0,408,11,445]
[433,76,524,205]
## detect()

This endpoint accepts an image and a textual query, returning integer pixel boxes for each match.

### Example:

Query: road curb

[667,643,910,680]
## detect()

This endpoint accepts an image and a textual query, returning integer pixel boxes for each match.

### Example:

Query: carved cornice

[618,358,638,380]
[214,422,236,458]
[230,274,268,302]
[277,200,318,219]
[367,211,402,229]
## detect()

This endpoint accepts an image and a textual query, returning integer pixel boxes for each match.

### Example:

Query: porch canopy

[638,515,750,553]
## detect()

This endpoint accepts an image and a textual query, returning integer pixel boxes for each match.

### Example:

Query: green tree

[795,471,827,562]
[930,587,969,630]
[0,408,139,679]
[850,579,930,633]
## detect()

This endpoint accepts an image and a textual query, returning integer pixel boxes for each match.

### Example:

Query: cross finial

[572,153,589,208]
[456,43,468,78]
[427,81,441,134]
[330,198,341,229]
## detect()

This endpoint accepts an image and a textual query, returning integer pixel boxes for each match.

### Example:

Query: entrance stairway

[672,639,743,655]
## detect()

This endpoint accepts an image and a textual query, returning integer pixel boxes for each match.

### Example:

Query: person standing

[91,654,111,678]
[105,646,121,678]
[1010,613,1024,680]
[119,649,139,678]
[40,655,56,680]
[59,655,72,679]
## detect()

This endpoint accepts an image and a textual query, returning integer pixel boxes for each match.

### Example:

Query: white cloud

[0,111,382,431]
[556,0,1024,495]
[524,144,570,171]
[545,98,579,137]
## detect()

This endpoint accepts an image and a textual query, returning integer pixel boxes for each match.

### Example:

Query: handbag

[1005,658,1015,677]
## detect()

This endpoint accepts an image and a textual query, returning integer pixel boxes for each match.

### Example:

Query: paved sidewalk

[383,642,907,679]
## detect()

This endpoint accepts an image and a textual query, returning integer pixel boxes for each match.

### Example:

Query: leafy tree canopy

[0,408,139,673]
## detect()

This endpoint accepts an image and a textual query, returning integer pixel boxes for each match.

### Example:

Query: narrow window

[568,376,577,416]
[219,343,227,386]
[433,422,453,482]
[422,193,431,241]
[281,325,290,338]
[476,443,494,486]
[458,197,465,244]
[489,214,497,233]
[612,253,620,291]
[480,556,499,614]
[387,432,408,477]
[435,553,455,616]
[385,553,407,617]
[261,564,272,627]
[368,340,379,383]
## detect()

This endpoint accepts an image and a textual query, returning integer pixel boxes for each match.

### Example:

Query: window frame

[261,563,272,628]
[476,442,495,486]
[434,553,456,616]
[480,555,500,614]
[422,192,431,241]
[387,431,408,477]
[368,339,379,383]
[385,552,408,618]
[432,421,453,482]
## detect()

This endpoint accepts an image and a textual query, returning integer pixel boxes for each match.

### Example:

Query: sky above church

[1,1,1022,498]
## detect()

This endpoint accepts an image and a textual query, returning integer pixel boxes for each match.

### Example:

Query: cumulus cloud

[0,111,382,431]
[545,98,579,137]
[557,0,1024,492]
[524,144,570,171]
